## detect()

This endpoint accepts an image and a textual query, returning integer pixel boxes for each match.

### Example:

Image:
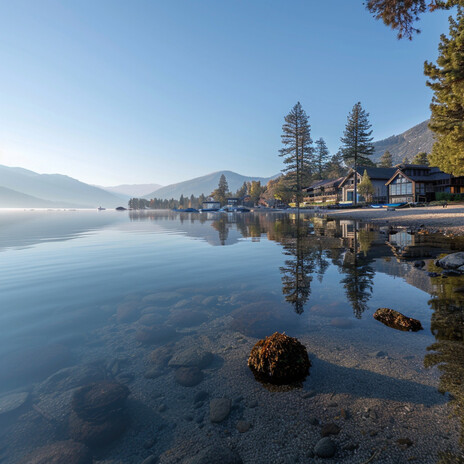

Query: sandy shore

[321,205,464,235]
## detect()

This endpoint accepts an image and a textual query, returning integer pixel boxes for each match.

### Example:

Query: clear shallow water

[0,210,464,463]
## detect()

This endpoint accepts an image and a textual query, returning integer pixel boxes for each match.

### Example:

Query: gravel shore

[321,205,464,235]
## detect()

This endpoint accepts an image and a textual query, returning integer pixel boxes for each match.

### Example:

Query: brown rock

[247,332,310,385]
[321,422,341,437]
[72,381,129,423]
[373,308,423,332]
[69,410,127,447]
[174,367,203,387]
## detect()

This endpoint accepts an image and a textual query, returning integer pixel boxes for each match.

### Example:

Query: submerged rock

[436,252,464,270]
[19,440,92,464]
[135,325,177,345]
[314,437,337,458]
[168,346,213,369]
[209,398,231,423]
[247,332,310,384]
[69,410,127,447]
[373,308,423,332]
[0,391,29,416]
[174,367,204,387]
[72,381,130,423]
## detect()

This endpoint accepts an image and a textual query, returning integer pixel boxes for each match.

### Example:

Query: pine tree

[425,8,464,176]
[324,152,347,179]
[379,150,393,167]
[211,174,229,205]
[279,102,314,207]
[402,155,410,164]
[366,0,459,40]
[314,138,330,179]
[357,170,375,203]
[411,152,429,165]
[235,181,248,198]
[340,102,375,205]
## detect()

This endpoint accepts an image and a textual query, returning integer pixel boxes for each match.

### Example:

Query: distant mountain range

[99,183,163,197]
[373,120,434,164]
[143,170,280,200]
[0,165,126,208]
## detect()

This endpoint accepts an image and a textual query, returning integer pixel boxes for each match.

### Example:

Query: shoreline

[316,205,464,236]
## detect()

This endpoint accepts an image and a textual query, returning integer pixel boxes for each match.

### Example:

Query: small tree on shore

[211,174,229,206]
[412,152,429,165]
[357,170,375,203]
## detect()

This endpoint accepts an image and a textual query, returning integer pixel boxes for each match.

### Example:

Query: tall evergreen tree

[235,181,248,198]
[279,102,314,207]
[412,151,429,165]
[425,8,464,176]
[314,138,330,179]
[211,174,229,205]
[340,102,375,205]
[379,150,393,167]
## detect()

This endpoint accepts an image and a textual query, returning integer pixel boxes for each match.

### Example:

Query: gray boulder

[314,437,337,458]
[436,252,464,270]
[209,398,231,423]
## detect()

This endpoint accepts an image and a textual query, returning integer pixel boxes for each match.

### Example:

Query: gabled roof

[339,166,396,187]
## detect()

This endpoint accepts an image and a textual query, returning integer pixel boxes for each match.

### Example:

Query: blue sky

[0,0,451,186]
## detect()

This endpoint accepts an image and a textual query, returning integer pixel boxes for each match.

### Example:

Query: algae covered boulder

[247,332,310,384]
[373,308,423,332]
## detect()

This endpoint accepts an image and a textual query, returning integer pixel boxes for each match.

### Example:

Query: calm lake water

[1,210,464,463]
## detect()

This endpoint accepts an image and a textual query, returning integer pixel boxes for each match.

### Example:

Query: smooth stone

[148,345,173,367]
[183,444,243,464]
[302,390,316,399]
[309,417,319,426]
[397,437,413,448]
[369,351,388,358]
[321,423,341,437]
[142,292,181,304]
[168,347,213,369]
[0,391,29,415]
[138,313,164,326]
[18,440,92,464]
[314,437,337,458]
[143,438,156,449]
[69,411,127,447]
[442,269,461,277]
[413,260,425,268]
[236,420,251,433]
[141,455,157,464]
[116,301,140,323]
[174,367,203,387]
[210,398,231,423]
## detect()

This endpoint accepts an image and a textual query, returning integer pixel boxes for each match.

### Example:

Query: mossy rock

[247,332,310,384]
[373,308,423,332]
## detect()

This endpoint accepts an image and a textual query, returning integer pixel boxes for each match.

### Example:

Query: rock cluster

[373,308,423,332]
[69,381,130,447]
[435,252,464,272]
[247,332,310,384]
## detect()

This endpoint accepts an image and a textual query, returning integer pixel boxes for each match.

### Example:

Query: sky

[0,0,452,186]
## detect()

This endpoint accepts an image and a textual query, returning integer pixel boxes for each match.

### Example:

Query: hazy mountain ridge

[99,183,163,197]
[373,120,434,164]
[0,165,125,208]
[143,170,280,200]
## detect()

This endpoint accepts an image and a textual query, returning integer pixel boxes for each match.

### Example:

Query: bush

[435,192,464,202]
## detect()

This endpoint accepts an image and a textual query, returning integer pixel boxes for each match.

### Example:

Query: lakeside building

[305,177,344,204]
[339,167,396,204]
[385,164,461,203]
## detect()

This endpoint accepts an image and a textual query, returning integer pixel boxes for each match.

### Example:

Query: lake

[0,209,463,463]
